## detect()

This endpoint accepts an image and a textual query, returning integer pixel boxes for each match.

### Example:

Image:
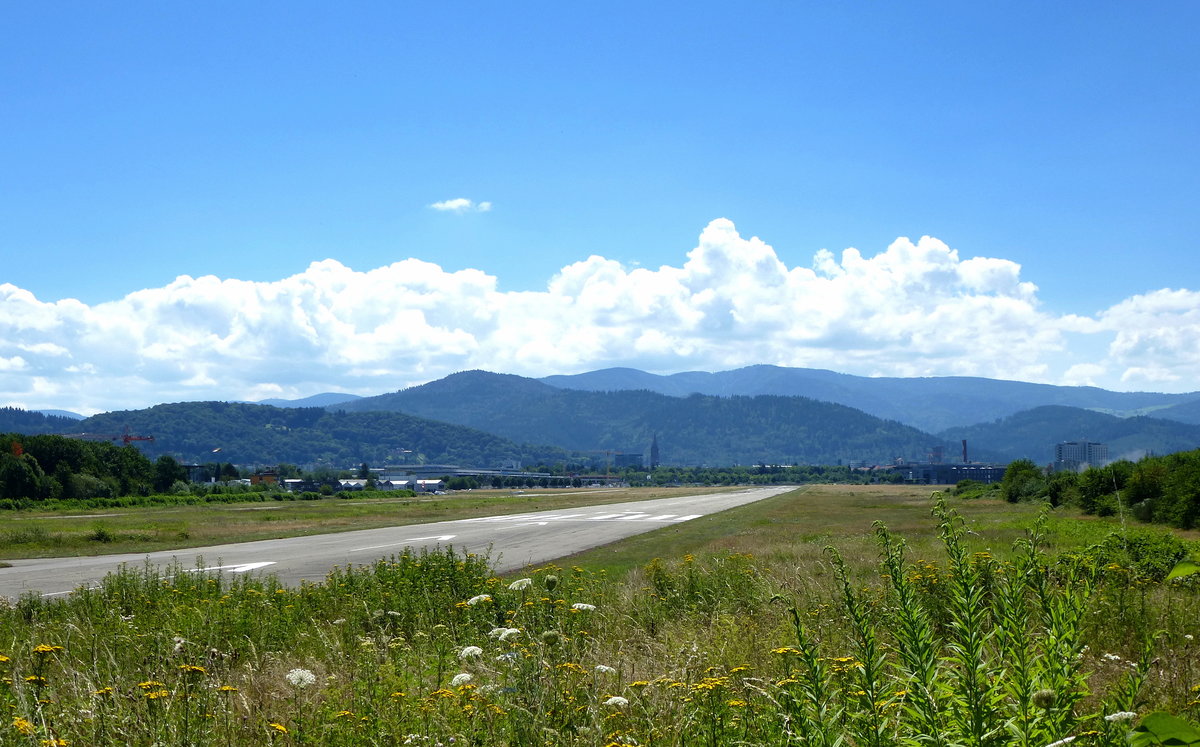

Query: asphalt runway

[0,486,795,599]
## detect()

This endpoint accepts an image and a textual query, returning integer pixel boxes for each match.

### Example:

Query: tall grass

[2,495,1198,745]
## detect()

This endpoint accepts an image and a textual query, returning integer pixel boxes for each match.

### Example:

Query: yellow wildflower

[13,718,35,735]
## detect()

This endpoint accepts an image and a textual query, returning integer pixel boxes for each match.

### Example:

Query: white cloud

[429,198,493,213]
[1,218,1197,413]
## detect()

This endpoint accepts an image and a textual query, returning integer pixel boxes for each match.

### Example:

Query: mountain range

[4,366,1199,468]
[539,365,1200,433]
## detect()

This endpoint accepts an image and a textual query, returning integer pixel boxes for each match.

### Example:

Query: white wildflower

[1101,653,1122,662]
[595,665,616,675]
[1104,711,1137,722]
[466,594,492,606]
[1186,634,1195,641]
[500,628,520,641]
[604,695,629,708]
[450,673,473,687]
[508,578,533,591]
[496,652,519,664]
[1043,738,1076,747]
[459,646,483,659]
[572,603,597,611]
[285,668,317,688]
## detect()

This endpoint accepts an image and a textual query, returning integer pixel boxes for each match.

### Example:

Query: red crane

[61,428,155,446]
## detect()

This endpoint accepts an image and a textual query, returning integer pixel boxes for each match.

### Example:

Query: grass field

[3,484,1199,745]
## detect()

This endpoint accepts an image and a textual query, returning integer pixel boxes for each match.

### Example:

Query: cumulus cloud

[429,198,492,213]
[1,219,1197,413]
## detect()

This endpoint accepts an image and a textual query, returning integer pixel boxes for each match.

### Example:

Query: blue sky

[2,2,1199,412]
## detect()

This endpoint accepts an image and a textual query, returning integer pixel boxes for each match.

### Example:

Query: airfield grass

[3,485,1200,745]
[0,485,736,560]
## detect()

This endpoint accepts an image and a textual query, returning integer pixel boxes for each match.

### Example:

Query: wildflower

[285,668,317,688]
[218,685,238,693]
[595,665,617,675]
[450,673,473,687]
[572,603,597,611]
[13,718,35,735]
[466,594,492,606]
[1187,635,1195,641]
[25,675,47,685]
[1101,653,1122,662]
[269,722,288,734]
[508,578,533,591]
[93,686,115,696]
[0,655,9,663]
[145,689,170,699]
[1104,711,1137,722]
[604,695,629,708]
[179,664,207,675]
[137,680,165,689]
[41,740,70,746]
[32,644,64,655]
[727,699,747,707]
[459,646,483,660]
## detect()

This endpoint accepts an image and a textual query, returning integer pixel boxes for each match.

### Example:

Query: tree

[1000,459,1045,503]
[152,455,187,493]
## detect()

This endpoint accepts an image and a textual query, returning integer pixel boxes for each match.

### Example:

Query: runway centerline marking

[352,535,456,552]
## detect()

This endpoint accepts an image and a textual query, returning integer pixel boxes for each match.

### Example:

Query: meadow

[3,484,1200,745]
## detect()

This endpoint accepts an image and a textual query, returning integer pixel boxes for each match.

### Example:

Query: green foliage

[1000,458,1045,503]
[1076,449,1200,530]
[0,434,153,501]
[1130,712,1200,745]
[1081,528,1194,581]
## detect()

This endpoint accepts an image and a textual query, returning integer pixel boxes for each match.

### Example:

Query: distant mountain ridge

[336,370,939,466]
[937,405,1200,464]
[253,392,363,408]
[539,365,1200,433]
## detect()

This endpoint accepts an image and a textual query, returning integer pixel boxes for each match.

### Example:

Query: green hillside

[338,370,939,465]
[940,405,1200,463]
[76,401,567,467]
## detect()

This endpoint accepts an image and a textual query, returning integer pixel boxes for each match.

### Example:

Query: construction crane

[60,428,155,446]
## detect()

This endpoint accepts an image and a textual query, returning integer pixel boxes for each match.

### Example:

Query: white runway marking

[463,510,705,524]
[185,561,277,573]
[352,535,456,552]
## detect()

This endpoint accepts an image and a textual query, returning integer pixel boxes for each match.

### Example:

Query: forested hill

[938,405,1200,463]
[75,402,567,466]
[335,370,939,466]
[0,407,83,435]
[540,365,1200,433]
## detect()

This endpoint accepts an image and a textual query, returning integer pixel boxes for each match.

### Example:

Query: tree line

[976,447,1200,529]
